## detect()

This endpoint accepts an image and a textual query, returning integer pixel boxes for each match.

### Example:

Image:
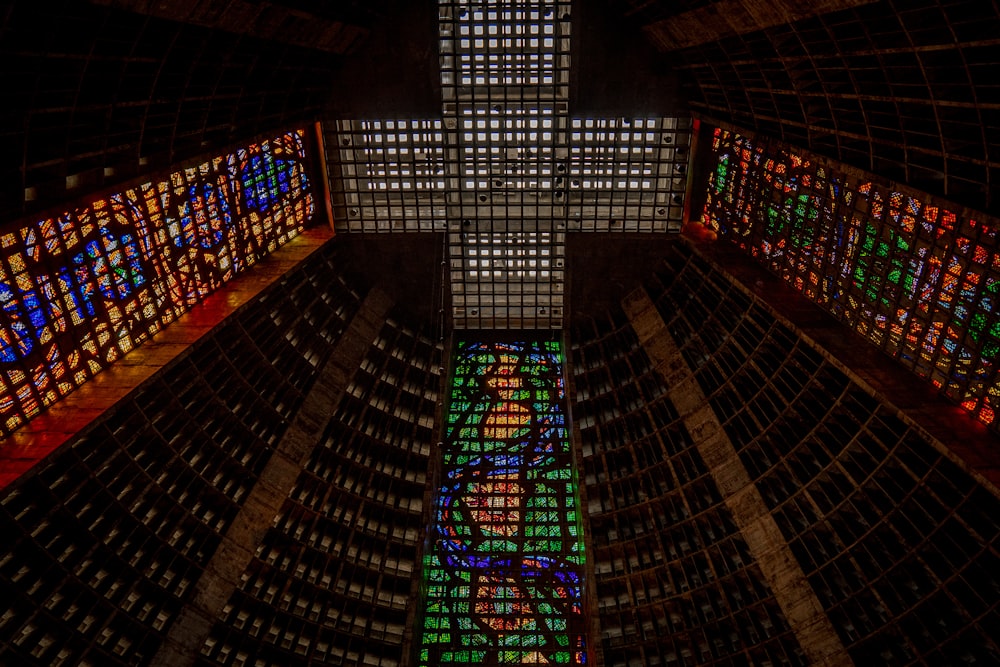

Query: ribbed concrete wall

[0,240,364,665]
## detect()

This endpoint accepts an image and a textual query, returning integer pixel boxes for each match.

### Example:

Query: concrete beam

[623,286,852,667]
[150,287,393,667]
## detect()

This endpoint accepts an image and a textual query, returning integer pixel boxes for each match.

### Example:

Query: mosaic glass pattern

[703,127,1000,430]
[420,340,587,665]
[0,130,314,436]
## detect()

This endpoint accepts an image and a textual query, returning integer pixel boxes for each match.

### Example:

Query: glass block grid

[458,106,560,195]
[331,119,449,232]
[420,340,587,665]
[451,230,565,329]
[443,0,570,331]
[329,114,691,234]
[702,127,1000,431]
[0,130,314,436]
[441,0,570,99]
[325,1,694,328]
[323,0,696,329]
[566,117,690,232]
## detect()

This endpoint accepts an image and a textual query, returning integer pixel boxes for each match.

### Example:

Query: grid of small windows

[419,340,587,665]
[566,117,690,232]
[329,120,449,233]
[442,0,567,208]
[0,243,360,667]
[649,242,1000,664]
[331,118,692,229]
[197,316,438,667]
[441,1,571,103]
[703,127,1000,433]
[571,310,806,665]
[0,130,314,437]
[326,1,694,328]
[569,119,666,191]
[451,230,564,329]
[441,0,571,330]
[459,107,558,194]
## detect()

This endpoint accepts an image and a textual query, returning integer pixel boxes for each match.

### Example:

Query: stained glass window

[703,127,1000,430]
[420,340,587,665]
[0,130,314,436]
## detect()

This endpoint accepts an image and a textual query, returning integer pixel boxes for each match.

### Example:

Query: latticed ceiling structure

[1,1,1000,666]
[326,1,691,329]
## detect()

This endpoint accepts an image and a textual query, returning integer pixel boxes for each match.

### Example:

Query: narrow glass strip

[420,339,587,665]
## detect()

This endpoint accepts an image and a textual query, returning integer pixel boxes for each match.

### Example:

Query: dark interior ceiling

[337,230,682,331]
[566,233,683,329]
[3,0,999,245]
[662,0,1000,215]
[336,232,446,330]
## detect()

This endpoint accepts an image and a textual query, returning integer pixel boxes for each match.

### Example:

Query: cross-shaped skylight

[325,0,692,330]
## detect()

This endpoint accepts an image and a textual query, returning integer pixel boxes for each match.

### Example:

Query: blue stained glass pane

[241,156,301,212]
[0,283,41,361]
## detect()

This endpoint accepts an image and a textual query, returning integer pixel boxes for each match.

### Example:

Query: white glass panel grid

[460,106,560,194]
[450,230,565,330]
[324,0,695,329]
[565,116,692,232]
[569,118,678,191]
[328,119,450,232]
[440,0,571,102]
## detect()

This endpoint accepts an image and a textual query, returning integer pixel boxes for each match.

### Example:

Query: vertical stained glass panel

[0,129,314,436]
[420,340,587,665]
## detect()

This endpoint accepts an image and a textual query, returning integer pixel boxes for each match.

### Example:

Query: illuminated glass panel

[459,107,558,193]
[0,130,314,435]
[703,127,1000,430]
[420,340,587,665]
[448,2,566,92]
[328,0,693,328]
[568,118,683,193]
[450,232,565,329]
[329,0,691,235]
[332,118,450,233]
[341,119,448,193]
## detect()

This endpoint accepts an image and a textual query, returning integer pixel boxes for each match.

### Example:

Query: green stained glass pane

[418,341,588,665]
